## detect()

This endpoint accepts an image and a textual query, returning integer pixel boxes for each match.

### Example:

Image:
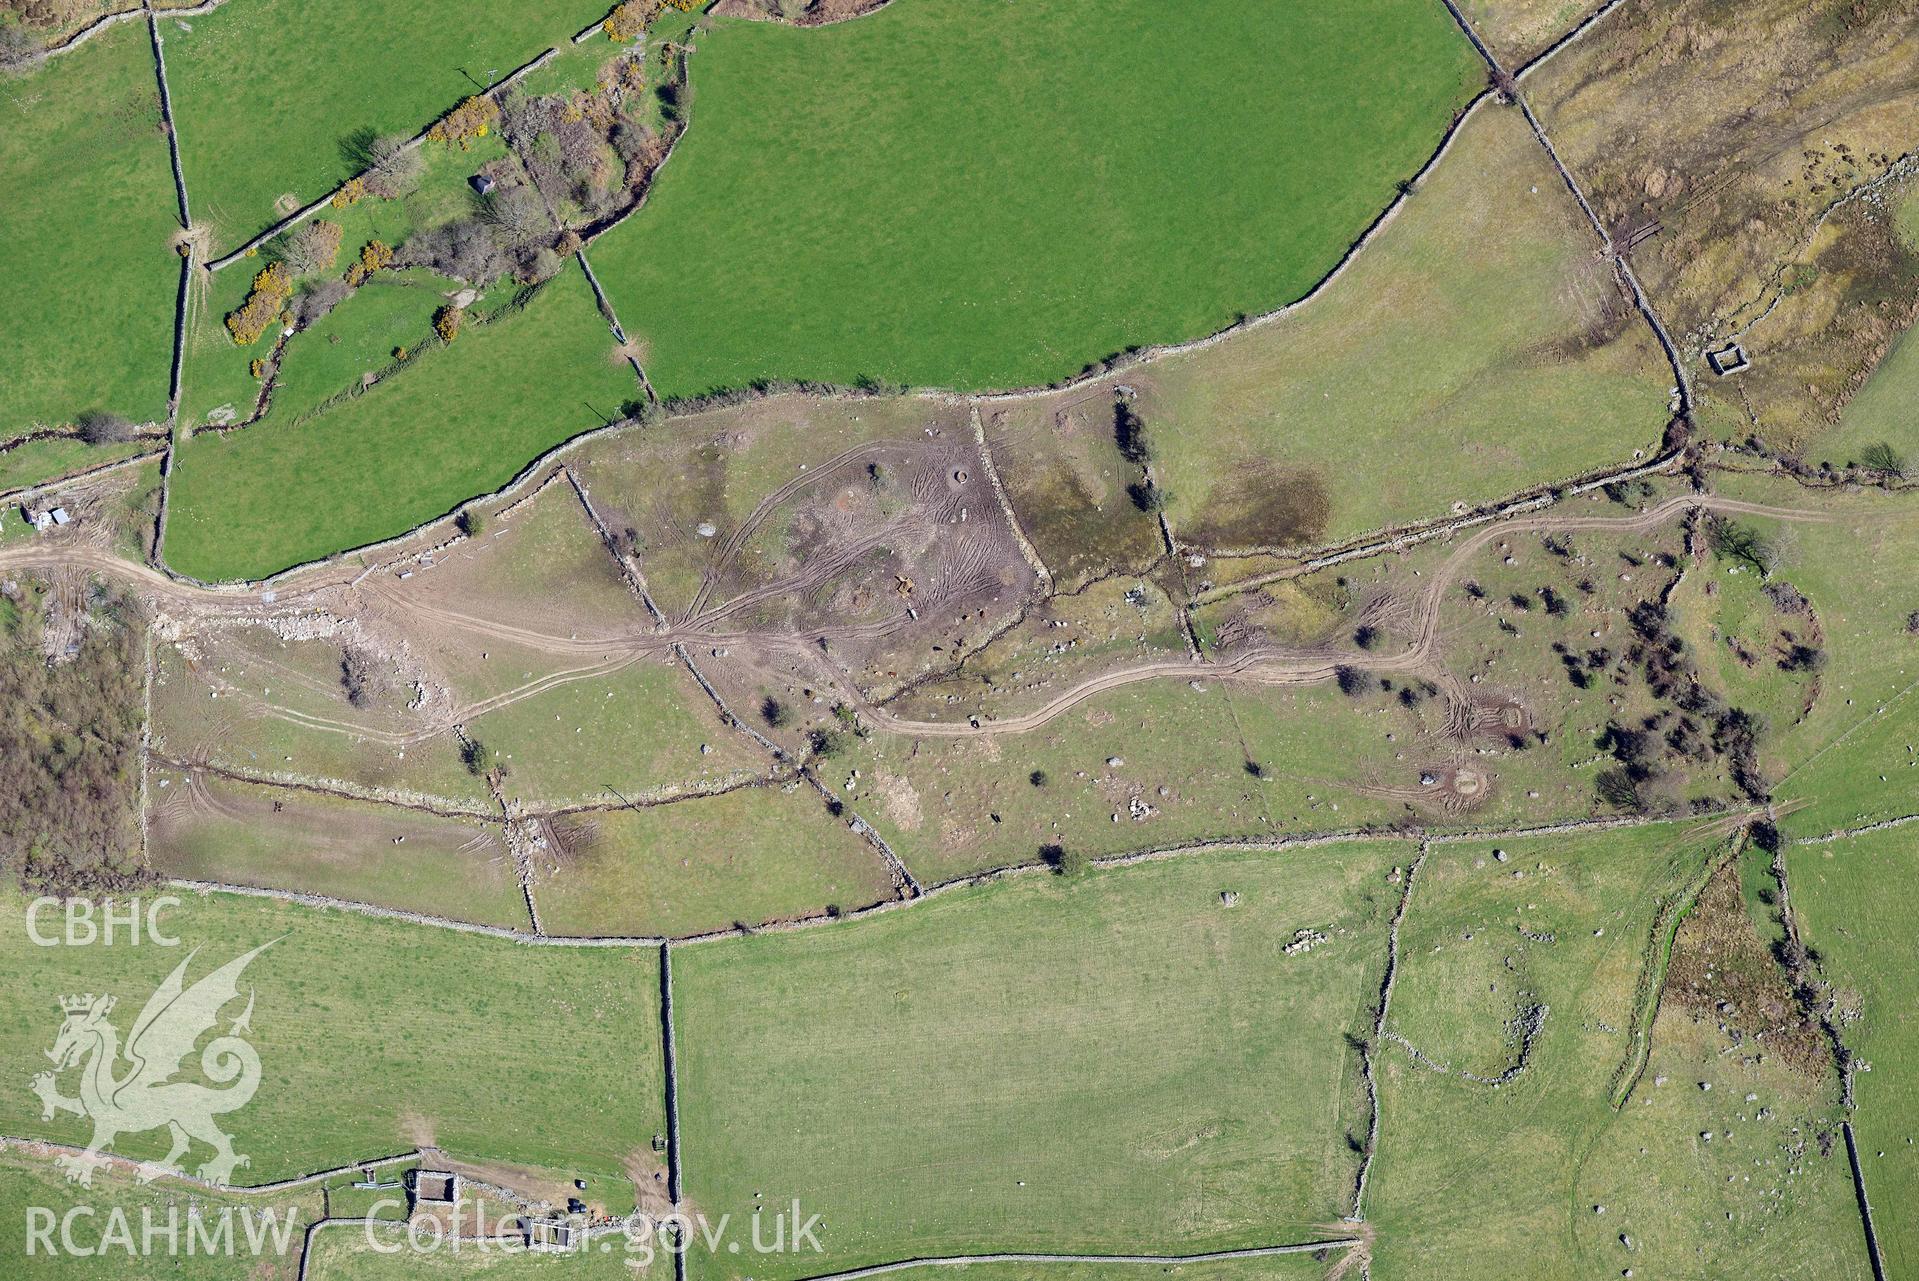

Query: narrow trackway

[861,645,1380,738]
[0,542,206,597]
[858,494,1828,740]
[0,493,1831,749]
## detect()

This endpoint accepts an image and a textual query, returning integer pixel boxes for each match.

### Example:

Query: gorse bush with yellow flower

[602,0,652,42]
[603,0,697,42]
[428,95,500,149]
[225,262,293,346]
[343,238,394,286]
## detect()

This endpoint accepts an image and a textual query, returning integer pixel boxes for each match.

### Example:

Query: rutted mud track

[0,493,1828,747]
[860,494,1828,737]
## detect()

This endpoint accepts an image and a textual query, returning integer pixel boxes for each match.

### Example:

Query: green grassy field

[1565,998,1867,1279]
[842,679,1407,885]
[0,23,179,435]
[160,0,609,250]
[304,1226,672,1280]
[318,1160,417,1222]
[1139,103,1671,549]
[530,783,895,937]
[147,767,531,929]
[887,575,1191,722]
[1458,0,1599,65]
[0,437,153,497]
[1823,314,1919,473]
[980,399,1167,589]
[1790,825,1919,1277]
[150,631,495,810]
[1374,492,1758,822]
[841,1264,1340,1281]
[573,393,969,618]
[1667,533,1822,780]
[0,507,34,547]
[266,276,455,424]
[0,1150,321,1279]
[592,0,1480,397]
[180,268,457,436]
[1701,476,1919,838]
[176,127,518,435]
[165,270,637,581]
[0,890,663,1184]
[176,259,268,431]
[472,658,762,811]
[672,842,1401,1278]
[1367,824,1865,1279]
[1819,186,1919,462]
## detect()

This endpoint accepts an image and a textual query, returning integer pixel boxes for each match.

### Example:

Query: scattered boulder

[1283,928,1327,956]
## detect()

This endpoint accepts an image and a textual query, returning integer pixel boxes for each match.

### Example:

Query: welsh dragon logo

[31,942,272,1187]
